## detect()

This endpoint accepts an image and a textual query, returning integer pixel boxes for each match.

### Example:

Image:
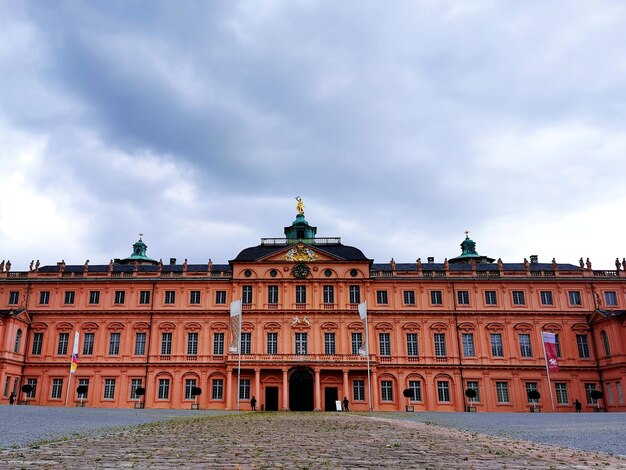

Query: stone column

[371,370,379,411]
[314,368,321,411]
[255,368,261,407]
[225,368,233,410]
[342,370,349,403]
[282,368,289,411]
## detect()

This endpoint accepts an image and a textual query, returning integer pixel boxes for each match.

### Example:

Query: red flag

[542,332,559,372]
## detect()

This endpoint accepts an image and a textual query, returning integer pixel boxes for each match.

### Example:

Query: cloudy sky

[1,1,626,270]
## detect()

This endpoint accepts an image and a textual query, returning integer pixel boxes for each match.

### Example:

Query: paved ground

[1,410,625,469]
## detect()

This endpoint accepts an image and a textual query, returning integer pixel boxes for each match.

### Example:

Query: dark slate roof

[35,263,232,274]
[371,262,581,272]
[231,244,370,262]
[595,309,626,318]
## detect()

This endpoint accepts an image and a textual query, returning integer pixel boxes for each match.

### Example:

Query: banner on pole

[70,331,79,374]
[229,300,242,353]
[542,332,559,372]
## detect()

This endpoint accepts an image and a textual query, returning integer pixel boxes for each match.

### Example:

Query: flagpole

[365,308,372,415]
[541,332,556,413]
[65,370,72,406]
[65,331,79,407]
[237,306,242,412]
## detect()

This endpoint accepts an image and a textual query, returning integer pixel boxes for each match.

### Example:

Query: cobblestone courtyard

[1,411,625,469]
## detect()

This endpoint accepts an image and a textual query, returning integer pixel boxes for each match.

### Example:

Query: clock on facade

[292,264,310,279]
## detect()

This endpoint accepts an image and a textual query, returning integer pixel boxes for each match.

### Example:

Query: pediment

[82,322,100,331]
[260,244,340,263]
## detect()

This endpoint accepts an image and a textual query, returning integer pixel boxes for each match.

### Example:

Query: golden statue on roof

[295,196,305,215]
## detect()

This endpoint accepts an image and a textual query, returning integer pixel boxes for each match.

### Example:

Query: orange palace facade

[1,210,626,413]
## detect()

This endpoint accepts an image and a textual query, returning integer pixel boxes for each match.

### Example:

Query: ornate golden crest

[285,244,317,262]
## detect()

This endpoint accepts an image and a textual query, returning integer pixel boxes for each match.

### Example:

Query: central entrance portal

[289,367,314,411]
[324,387,338,411]
[265,386,279,411]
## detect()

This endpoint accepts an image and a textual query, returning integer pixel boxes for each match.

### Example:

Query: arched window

[601,330,611,357]
[14,329,22,353]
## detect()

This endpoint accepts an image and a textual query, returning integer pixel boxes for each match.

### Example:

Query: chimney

[169,258,176,265]
[530,255,538,264]
[427,257,434,263]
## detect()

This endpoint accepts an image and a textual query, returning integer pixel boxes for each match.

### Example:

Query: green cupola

[449,232,495,264]
[284,197,317,241]
[119,234,159,265]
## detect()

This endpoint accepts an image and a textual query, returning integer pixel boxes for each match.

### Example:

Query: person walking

[342,396,349,412]
[574,399,582,412]
[8,392,15,405]
[250,396,257,411]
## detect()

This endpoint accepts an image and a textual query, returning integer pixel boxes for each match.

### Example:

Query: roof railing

[260,237,341,246]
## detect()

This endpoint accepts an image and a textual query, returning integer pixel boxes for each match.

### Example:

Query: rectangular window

[267,332,278,355]
[26,378,37,398]
[104,378,116,400]
[295,285,306,304]
[39,291,50,305]
[77,378,89,399]
[351,332,363,355]
[242,286,253,304]
[161,332,172,355]
[349,285,360,304]
[434,333,446,357]
[190,291,201,305]
[606,382,614,406]
[109,332,121,355]
[295,332,307,355]
[324,332,336,355]
[407,333,419,357]
[467,381,480,403]
[3,377,10,397]
[457,290,469,305]
[540,291,553,305]
[379,333,391,356]
[64,291,75,305]
[215,291,227,304]
[139,290,151,305]
[239,378,250,400]
[519,334,532,357]
[158,379,170,399]
[164,290,176,305]
[605,291,618,306]
[490,333,504,357]
[617,382,624,405]
[353,379,365,401]
[323,285,334,304]
[114,290,126,305]
[135,332,146,355]
[212,379,224,400]
[585,383,598,404]
[89,290,100,305]
[187,332,198,355]
[437,381,450,402]
[569,291,582,306]
[496,382,510,403]
[8,291,19,305]
[381,380,393,401]
[526,382,539,404]
[185,379,197,400]
[403,290,415,305]
[376,290,388,305]
[408,380,422,402]
[129,379,142,399]
[430,290,443,305]
[555,382,569,404]
[241,332,252,355]
[555,333,562,357]
[462,333,475,357]
[32,332,43,355]
[83,332,95,355]
[51,378,63,399]
[485,290,497,305]
[512,291,525,305]
[267,285,279,304]
[214,332,225,355]
[57,332,69,355]
[577,334,590,358]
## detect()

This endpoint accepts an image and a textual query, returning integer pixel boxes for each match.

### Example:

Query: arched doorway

[289,367,314,411]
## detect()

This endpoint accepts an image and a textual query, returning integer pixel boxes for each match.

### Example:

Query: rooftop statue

[295,196,305,215]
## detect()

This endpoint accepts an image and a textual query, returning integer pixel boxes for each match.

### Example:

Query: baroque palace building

[1,204,626,413]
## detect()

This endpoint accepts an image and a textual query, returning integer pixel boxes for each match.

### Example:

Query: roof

[231,243,370,263]
[371,262,581,272]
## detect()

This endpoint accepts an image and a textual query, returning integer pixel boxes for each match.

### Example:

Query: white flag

[358,302,368,356]
[229,300,242,353]
[70,331,79,374]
